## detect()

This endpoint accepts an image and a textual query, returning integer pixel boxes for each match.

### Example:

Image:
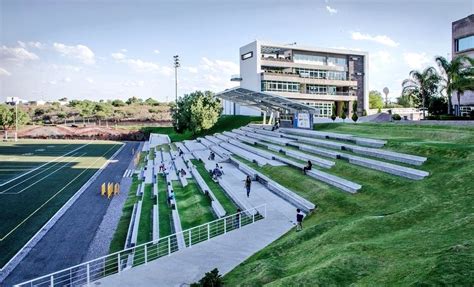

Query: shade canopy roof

[215,87,319,114]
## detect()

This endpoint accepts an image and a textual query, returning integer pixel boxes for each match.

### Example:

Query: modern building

[452,14,474,116]
[223,40,368,118]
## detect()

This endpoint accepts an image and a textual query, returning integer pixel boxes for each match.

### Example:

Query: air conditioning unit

[351,57,359,60]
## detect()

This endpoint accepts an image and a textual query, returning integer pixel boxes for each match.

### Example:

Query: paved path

[96,149,298,286]
[4,142,139,286]
[96,197,295,287]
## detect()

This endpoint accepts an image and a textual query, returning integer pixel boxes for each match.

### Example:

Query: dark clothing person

[303,160,312,175]
[296,209,304,231]
[245,176,252,197]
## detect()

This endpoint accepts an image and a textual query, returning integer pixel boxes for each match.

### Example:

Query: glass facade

[456,35,474,52]
[261,81,300,92]
[294,54,347,67]
[295,68,347,80]
[303,102,334,117]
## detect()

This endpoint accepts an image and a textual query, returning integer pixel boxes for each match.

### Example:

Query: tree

[402,66,440,118]
[126,96,143,105]
[0,104,30,139]
[330,104,336,121]
[428,96,448,116]
[111,99,126,107]
[351,101,358,122]
[172,91,222,135]
[144,97,159,106]
[191,268,223,287]
[397,91,417,108]
[435,55,474,114]
[369,90,384,110]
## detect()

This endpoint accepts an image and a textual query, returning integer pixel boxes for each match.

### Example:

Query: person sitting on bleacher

[208,151,215,161]
[178,148,184,157]
[159,162,165,172]
[271,120,280,131]
[303,160,312,175]
[180,168,186,177]
[212,167,222,180]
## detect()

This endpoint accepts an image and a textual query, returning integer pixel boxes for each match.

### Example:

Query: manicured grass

[172,180,216,230]
[137,151,146,168]
[137,184,153,245]
[191,159,238,214]
[157,174,172,237]
[0,139,121,267]
[224,123,474,286]
[109,175,140,253]
[149,148,155,160]
[141,115,261,142]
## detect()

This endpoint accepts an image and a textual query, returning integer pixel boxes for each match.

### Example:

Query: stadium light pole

[15,101,18,142]
[174,55,180,126]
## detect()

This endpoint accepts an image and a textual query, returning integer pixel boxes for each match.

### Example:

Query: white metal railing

[15,204,267,287]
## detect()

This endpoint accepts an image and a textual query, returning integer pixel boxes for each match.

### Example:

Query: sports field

[0,139,122,268]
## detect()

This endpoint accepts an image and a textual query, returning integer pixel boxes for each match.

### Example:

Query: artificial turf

[0,139,121,268]
[224,123,474,286]
[190,159,238,214]
[172,180,215,230]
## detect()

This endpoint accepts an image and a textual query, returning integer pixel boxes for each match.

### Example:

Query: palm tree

[453,71,474,115]
[402,67,440,118]
[435,55,473,114]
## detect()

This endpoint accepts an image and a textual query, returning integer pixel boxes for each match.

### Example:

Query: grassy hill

[224,123,474,286]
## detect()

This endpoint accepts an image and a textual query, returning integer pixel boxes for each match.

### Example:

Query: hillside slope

[224,123,474,286]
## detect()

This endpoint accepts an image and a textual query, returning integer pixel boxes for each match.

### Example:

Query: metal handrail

[15,204,267,287]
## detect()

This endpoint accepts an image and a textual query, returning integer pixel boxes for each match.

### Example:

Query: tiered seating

[189,165,226,217]
[229,156,315,213]
[165,175,186,250]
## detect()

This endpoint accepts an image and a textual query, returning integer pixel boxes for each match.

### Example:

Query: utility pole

[15,101,18,142]
[174,55,180,126]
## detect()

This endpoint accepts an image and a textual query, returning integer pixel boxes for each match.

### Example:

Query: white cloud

[63,77,72,83]
[200,57,239,74]
[326,5,337,14]
[351,32,399,47]
[85,77,94,84]
[120,48,128,53]
[111,52,126,60]
[49,80,57,85]
[185,66,198,73]
[403,52,431,70]
[370,51,395,72]
[0,67,11,76]
[0,45,39,63]
[53,43,95,65]
[123,80,145,87]
[153,49,160,54]
[17,41,44,49]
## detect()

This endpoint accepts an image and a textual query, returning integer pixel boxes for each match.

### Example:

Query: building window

[456,35,474,52]
[304,102,334,117]
[241,52,253,60]
[262,81,299,92]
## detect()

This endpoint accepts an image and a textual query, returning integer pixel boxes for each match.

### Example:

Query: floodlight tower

[174,55,180,125]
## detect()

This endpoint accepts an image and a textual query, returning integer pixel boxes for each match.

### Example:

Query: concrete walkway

[95,197,295,287]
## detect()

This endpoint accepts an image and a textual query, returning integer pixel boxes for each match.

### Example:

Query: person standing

[245,175,252,198]
[296,209,304,231]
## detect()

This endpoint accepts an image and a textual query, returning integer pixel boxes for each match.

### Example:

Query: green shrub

[331,114,336,121]
[191,268,222,287]
[392,114,401,121]
[470,110,474,119]
[352,113,358,122]
[341,111,347,122]
[362,109,367,116]
[377,108,382,113]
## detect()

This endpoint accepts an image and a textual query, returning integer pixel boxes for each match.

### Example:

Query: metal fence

[15,204,266,287]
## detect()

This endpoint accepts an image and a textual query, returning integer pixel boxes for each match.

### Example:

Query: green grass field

[224,123,474,286]
[0,139,121,268]
[137,184,153,245]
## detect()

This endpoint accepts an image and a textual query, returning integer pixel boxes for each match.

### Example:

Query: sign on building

[295,113,312,129]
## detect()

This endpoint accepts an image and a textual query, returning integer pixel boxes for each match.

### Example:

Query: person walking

[296,209,304,231]
[244,175,252,198]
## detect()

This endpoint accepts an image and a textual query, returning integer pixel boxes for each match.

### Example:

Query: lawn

[137,184,153,245]
[224,123,474,286]
[108,175,141,253]
[0,139,121,268]
[191,159,238,214]
[141,115,261,142]
[157,174,173,237]
[172,180,216,230]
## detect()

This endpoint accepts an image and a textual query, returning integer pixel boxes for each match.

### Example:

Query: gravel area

[84,141,143,261]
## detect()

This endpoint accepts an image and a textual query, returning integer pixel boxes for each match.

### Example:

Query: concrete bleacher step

[190,165,226,217]
[183,140,207,152]
[288,142,429,180]
[175,142,190,153]
[223,131,260,145]
[277,127,387,148]
[219,142,269,167]
[205,135,222,144]
[152,205,159,241]
[285,133,426,166]
[197,137,215,147]
[165,175,186,250]
[238,129,295,145]
[217,179,257,216]
[229,156,316,213]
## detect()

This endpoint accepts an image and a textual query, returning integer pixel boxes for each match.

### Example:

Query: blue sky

[1,0,473,102]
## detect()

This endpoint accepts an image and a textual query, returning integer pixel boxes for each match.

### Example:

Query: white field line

[1,153,87,195]
[0,144,118,242]
[0,152,81,194]
[0,143,91,187]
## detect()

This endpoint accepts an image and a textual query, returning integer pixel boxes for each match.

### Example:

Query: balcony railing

[262,71,349,81]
